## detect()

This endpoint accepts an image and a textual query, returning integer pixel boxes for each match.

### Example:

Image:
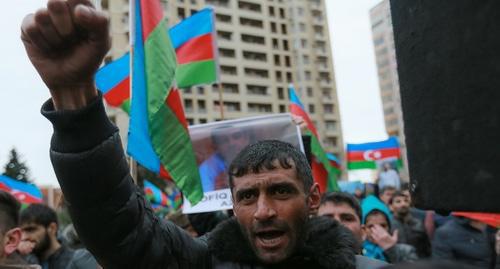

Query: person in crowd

[377,163,401,191]
[199,125,253,192]
[378,186,397,206]
[0,190,40,268]
[317,192,365,245]
[61,224,100,269]
[20,1,388,267]
[400,185,436,240]
[381,260,484,269]
[432,215,499,268]
[19,204,74,268]
[389,191,431,258]
[361,195,418,263]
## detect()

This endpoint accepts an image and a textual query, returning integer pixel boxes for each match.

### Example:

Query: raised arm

[22,1,209,267]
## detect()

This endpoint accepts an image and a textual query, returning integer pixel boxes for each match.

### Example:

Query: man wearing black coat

[20,0,386,268]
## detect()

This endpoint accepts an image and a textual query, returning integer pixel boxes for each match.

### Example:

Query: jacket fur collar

[207,216,357,269]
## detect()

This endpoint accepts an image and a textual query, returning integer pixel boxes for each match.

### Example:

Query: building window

[307,87,313,97]
[243,51,267,61]
[238,1,261,12]
[279,7,285,18]
[272,38,279,49]
[274,54,281,66]
[247,84,268,95]
[245,68,268,78]
[177,7,185,19]
[308,104,315,114]
[279,105,286,113]
[197,100,206,113]
[220,65,237,75]
[277,87,285,100]
[286,72,292,83]
[325,121,337,131]
[285,56,291,67]
[240,17,264,28]
[323,104,334,114]
[281,23,287,34]
[184,99,193,113]
[214,101,241,112]
[269,6,275,16]
[219,48,235,58]
[215,13,231,23]
[248,103,272,113]
[213,83,239,94]
[242,34,265,45]
[217,31,232,41]
[283,40,289,50]
[275,71,282,82]
[270,22,277,33]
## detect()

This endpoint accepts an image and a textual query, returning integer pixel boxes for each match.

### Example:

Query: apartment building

[100,0,344,159]
[370,0,408,179]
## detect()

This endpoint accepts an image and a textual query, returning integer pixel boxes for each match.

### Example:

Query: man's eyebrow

[235,186,258,198]
[267,182,298,191]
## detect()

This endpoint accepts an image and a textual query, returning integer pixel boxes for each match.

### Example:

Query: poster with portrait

[182,113,303,214]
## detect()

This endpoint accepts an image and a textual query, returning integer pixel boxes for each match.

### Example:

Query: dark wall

[391,0,500,212]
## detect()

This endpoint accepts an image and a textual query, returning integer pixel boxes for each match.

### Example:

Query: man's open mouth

[255,230,286,248]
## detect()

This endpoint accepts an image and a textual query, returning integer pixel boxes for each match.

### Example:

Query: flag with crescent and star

[346,137,402,170]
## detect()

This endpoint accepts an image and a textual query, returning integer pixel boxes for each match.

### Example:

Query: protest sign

[183,113,302,213]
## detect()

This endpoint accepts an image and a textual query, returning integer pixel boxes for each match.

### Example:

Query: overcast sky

[0,0,385,186]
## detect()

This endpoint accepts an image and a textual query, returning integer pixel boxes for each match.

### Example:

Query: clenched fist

[21,0,110,110]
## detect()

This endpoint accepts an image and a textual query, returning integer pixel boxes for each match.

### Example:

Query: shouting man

[21,0,383,268]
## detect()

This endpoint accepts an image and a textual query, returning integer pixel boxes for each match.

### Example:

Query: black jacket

[432,216,498,269]
[42,95,386,269]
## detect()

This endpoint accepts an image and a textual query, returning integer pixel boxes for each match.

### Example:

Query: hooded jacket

[361,195,418,263]
[41,94,386,269]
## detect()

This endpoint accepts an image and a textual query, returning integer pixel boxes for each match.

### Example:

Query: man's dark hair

[389,190,407,205]
[20,203,58,227]
[320,192,362,221]
[379,185,396,195]
[228,140,313,193]
[0,190,21,234]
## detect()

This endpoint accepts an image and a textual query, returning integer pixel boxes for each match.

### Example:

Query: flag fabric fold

[95,53,131,113]
[288,85,340,192]
[95,7,218,113]
[169,7,218,88]
[0,175,43,204]
[346,137,402,170]
[128,0,203,205]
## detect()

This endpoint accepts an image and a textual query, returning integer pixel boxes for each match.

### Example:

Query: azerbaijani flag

[0,175,43,204]
[95,7,218,112]
[96,53,131,113]
[170,7,218,88]
[346,137,402,170]
[127,0,203,204]
[288,85,340,192]
[144,180,169,207]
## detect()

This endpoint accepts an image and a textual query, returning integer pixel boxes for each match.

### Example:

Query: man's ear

[4,228,21,256]
[307,183,321,212]
[48,222,58,237]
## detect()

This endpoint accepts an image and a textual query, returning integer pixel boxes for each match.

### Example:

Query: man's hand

[21,0,110,110]
[17,240,35,256]
[370,225,398,250]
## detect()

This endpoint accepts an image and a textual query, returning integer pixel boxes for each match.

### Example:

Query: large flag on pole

[170,7,219,88]
[346,137,402,170]
[288,85,339,192]
[128,0,203,204]
[0,175,42,204]
[95,7,218,111]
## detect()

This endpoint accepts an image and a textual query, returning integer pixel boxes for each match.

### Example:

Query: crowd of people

[1,0,498,268]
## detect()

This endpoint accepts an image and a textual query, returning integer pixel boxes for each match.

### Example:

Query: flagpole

[128,0,138,184]
[218,83,224,120]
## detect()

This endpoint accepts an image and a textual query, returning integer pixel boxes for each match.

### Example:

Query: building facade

[100,0,344,159]
[370,0,408,179]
